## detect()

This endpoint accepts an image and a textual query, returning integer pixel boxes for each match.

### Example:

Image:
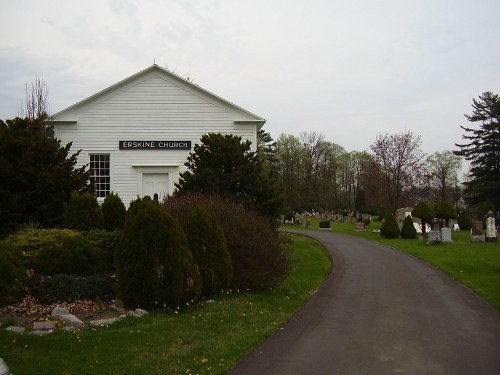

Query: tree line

[261,91,500,217]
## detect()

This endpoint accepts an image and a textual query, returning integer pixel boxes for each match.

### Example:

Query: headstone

[355,222,365,231]
[413,222,422,234]
[486,216,497,242]
[453,223,460,231]
[0,358,10,375]
[427,230,441,244]
[471,220,486,242]
[441,227,452,243]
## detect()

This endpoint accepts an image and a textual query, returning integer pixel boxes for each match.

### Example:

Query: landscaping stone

[89,316,126,326]
[51,306,69,318]
[58,313,84,328]
[33,321,55,330]
[134,308,148,317]
[5,326,25,334]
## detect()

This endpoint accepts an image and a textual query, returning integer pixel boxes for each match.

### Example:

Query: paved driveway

[229,229,500,374]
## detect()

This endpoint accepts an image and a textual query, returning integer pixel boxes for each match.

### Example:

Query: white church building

[52,65,266,206]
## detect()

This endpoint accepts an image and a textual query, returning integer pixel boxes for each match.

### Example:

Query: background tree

[454,91,500,211]
[175,133,282,221]
[412,201,435,237]
[0,117,90,237]
[426,151,462,204]
[338,151,370,211]
[435,201,457,228]
[275,134,304,210]
[370,131,426,211]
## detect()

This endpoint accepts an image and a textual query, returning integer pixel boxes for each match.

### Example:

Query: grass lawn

[0,234,331,375]
[285,217,500,311]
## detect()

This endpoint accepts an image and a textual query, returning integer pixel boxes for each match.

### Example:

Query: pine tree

[455,92,500,210]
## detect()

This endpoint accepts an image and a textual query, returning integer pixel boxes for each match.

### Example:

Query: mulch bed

[0,295,121,327]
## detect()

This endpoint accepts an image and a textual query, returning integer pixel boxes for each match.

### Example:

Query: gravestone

[427,230,441,244]
[471,220,485,243]
[413,222,422,234]
[355,222,365,231]
[441,227,452,242]
[486,216,497,242]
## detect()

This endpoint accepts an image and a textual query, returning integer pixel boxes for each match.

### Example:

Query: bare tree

[426,150,462,203]
[370,131,426,211]
[23,78,49,120]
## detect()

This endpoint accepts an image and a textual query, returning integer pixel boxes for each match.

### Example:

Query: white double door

[142,173,169,200]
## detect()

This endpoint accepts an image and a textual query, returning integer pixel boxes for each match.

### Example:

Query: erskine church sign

[52,64,266,207]
[119,140,191,150]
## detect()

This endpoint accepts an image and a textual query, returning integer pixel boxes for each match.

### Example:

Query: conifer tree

[455,92,500,210]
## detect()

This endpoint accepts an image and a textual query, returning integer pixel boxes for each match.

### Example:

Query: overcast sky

[1,0,499,155]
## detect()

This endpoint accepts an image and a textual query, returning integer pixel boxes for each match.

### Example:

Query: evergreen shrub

[64,191,103,231]
[184,205,233,297]
[380,213,400,238]
[31,233,108,276]
[457,210,473,231]
[115,197,201,309]
[4,228,109,276]
[83,229,122,269]
[101,192,126,230]
[31,274,115,304]
[164,193,292,291]
[401,215,417,239]
[0,242,28,306]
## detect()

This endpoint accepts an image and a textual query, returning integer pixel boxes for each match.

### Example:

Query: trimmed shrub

[457,210,473,231]
[164,193,292,291]
[380,213,400,238]
[31,233,108,276]
[31,274,115,304]
[412,201,435,236]
[283,211,295,223]
[5,228,107,276]
[435,201,457,228]
[184,206,233,297]
[83,229,122,269]
[101,192,126,230]
[400,215,417,239]
[115,196,201,309]
[0,242,28,306]
[64,191,103,231]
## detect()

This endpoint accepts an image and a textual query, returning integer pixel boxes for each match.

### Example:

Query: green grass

[285,217,500,311]
[0,234,331,375]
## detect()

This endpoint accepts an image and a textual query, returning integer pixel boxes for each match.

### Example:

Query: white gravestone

[486,217,497,241]
[441,227,452,242]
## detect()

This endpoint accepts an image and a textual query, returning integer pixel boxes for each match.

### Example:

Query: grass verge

[0,233,331,375]
[285,218,500,311]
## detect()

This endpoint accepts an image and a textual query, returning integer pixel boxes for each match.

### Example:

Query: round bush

[400,215,417,239]
[164,193,292,291]
[115,197,201,309]
[380,213,400,239]
[64,191,103,231]
[101,192,126,230]
[184,206,233,297]
[0,242,28,307]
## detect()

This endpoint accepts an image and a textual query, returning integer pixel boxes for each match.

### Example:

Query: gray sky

[1,0,499,155]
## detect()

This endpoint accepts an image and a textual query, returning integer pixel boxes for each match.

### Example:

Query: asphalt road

[229,229,500,375]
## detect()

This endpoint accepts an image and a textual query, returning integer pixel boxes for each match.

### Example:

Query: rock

[61,326,77,332]
[110,298,125,311]
[0,358,10,375]
[127,311,141,318]
[58,313,84,328]
[89,316,124,326]
[5,326,25,334]
[135,308,148,317]
[33,321,55,330]
[51,306,69,318]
